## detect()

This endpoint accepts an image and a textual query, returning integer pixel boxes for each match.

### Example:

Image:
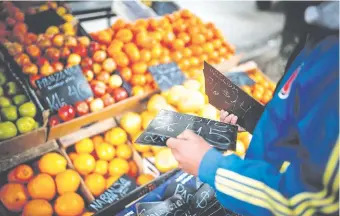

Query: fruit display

[66,126,155,197]
[0,63,40,141]
[90,9,235,92]
[0,152,94,216]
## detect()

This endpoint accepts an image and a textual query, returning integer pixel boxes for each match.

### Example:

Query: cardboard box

[0,140,93,216]
[48,90,157,140]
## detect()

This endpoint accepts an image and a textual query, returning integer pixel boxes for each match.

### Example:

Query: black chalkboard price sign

[225,72,255,87]
[35,65,93,111]
[148,62,186,91]
[203,62,264,133]
[135,110,237,150]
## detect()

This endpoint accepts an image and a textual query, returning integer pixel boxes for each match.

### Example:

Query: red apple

[102,58,116,73]
[58,105,76,122]
[89,41,100,56]
[83,68,94,82]
[65,36,78,47]
[101,93,115,107]
[85,96,94,104]
[89,98,104,112]
[91,81,107,97]
[52,62,64,72]
[78,36,90,47]
[60,46,71,59]
[22,63,38,75]
[45,47,60,61]
[73,44,87,57]
[26,44,41,59]
[67,53,81,66]
[36,57,49,67]
[74,101,89,116]
[112,87,128,102]
[49,115,60,127]
[52,34,64,47]
[40,62,55,76]
[92,63,102,75]
[96,71,110,84]
[108,74,123,89]
[93,50,107,63]
[80,57,93,69]
[29,74,42,88]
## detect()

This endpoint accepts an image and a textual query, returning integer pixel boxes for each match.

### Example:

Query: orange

[136,174,155,186]
[27,174,56,200]
[235,140,246,156]
[115,29,133,43]
[132,62,147,74]
[116,145,133,160]
[75,138,94,154]
[94,160,108,175]
[82,212,94,216]
[54,192,85,216]
[55,169,81,195]
[106,175,121,189]
[22,199,53,216]
[13,164,34,183]
[133,142,151,154]
[111,19,126,31]
[148,59,160,67]
[0,183,28,212]
[108,158,130,176]
[181,47,192,58]
[105,127,127,146]
[187,26,200,35]
[107,40,124,57]
[95,142,115,161]
[38,153,67,176]
[202,42,214,53]
[260,80,270,89]
[160,55,171,64]
[253,84,265,94]
[127,160,138,178]
[7,169,19,183]
[190,45,203,56]
[92,135,104,147]
[178,58,190,70]
[261,92,272,104]
[189,56,199,67]
[191,34,205,45]
[199,54,208,63]
[142,152,154,158]
[208,51,219,60]
[73,153,96,175]
[203,29,214,41]
[113,52,129,68]
[131,74,147,86]
[155,148,178,173]
[151,146,166,154]
[171,51,183,62]
[172,39,185,50]
[120,67,132,82]
[241,86,252,95]
[219,46,228,56]
[141,111,154,130]
[85,173,106,197]
[140,49,151,62]
[252,91,263,102]
[68,152,79,163]
[177,32,190,44]
[132,85,145,96]
[163,31,175,45]
[124,43,140,62]
[151,46,162,59]
[212,39,222,48]
[120,112,142,136]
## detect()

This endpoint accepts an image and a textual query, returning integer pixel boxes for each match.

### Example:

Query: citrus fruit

[38,153,67,176]
[104,127,127,146]
[12,164,33,183]
[116,144,133,160]
[94,160,108,175]
[92,135,104,147]
[151,146,166,154]
[85,173,106,197]
[27,173,56,200]
[106,175,121,189]
[142,152,154,158]
[0,183,28,212]
[147,94,168,115]
[73,153,96,175]
[82,212,94,216]
[68,152,79,163]
[54,192,85,216]
[95,142,115,161]
[155,148,178,173]
[235,140,246,156]
[120,112,142,136]
[127,160,138,178]
[75,138,94,154]
[141,111,154,130]
[136,174,155,186]
[7,169,19,183]
[108,158,130,176]
[55,169,81,195]
[22,199,53,216]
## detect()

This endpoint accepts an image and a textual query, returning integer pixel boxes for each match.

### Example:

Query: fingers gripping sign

[220,110,246,132]
[166,130,212,176]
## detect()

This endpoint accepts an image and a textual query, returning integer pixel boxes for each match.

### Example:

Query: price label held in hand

[35,65,93,111]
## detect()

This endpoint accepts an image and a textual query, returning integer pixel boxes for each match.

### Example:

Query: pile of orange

[91,9,235,94]
[0,152,93,216]
[241,69,276,105]
[68,127,154,197]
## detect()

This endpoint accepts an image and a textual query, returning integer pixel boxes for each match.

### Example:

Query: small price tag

[148,62,186,91]
[36,65,93,112]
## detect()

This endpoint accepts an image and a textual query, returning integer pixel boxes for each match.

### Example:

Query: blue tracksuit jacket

[198,35,339,216]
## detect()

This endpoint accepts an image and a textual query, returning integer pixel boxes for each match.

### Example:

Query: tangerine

[92,135,104,147]
[95,142,115,161]
[191,34,205,45]
[116,145,133,160]
[181,47,192,57]
[132,85,145,96]
[22,199,53,216]
[106,176,121,189]
[131,62,147,74]
[105,127,127,146]
[113,52,129,68]
[177,32,190,44]
[27,174,56,200]
[120,112,142,136]
[171,51,183,62]
[140,49,151,62]
[85,173,106,197]
[131,74,147,86]
[151,46,162,59]
[68,152,79,163]
[120,67,133,82]
[38,153,67,176]
[133,142,151,153]
[94,160,108,175]
[75,138,94,154]
[202,42,214,53]
[54,192,85,216]
[55,169,81,195]
[136,174,154,186]
[0,183,28,212]
[73,153,96,175]
[127,160,138,178]
[142,152,154,158]
[115,29,133,43]
[13,164,34,182]
[172,39,185,50]
[108,158,129,176]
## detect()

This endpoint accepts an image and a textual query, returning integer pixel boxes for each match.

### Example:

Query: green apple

[0,97,11,108]
[5,81,21,96]
[13,94,28,106]
[16,117,36,134]
[1,105,18,121]
[19,102,37,118]
[0,121,17,140]
[0,86,3,97]
[0,70,7,86]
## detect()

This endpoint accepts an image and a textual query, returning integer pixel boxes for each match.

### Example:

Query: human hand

[166,130,212,176]
[220,110,246,132]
